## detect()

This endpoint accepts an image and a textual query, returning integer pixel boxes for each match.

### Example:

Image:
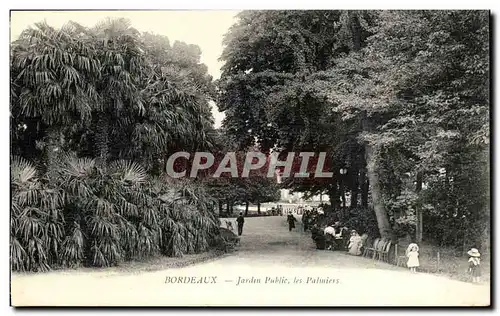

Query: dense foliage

[11,11,491,273]
[218,10,490,252]
[203,134,281,215]
[10,19,221,272]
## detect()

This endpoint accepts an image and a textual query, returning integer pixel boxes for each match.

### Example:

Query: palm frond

[11,156,37,184]
[109,160,147,184]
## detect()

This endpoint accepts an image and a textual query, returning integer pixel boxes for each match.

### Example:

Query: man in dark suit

[287,212,297,231]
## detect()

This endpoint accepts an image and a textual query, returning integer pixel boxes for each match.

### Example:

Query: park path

[11,216,490,306]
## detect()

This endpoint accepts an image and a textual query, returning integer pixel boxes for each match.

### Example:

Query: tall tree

[87,18,144,165]
[218,10,378,223]
[326,10,489,243]
[11,21,100,171]
[10,18,224,271]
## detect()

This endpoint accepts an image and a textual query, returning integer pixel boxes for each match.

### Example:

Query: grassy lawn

[13,250,227,277]
[12,250,228,277]
[11,216,489,306]
[12,216,490,287]
[393,241,490,284]
[417,244,490,283]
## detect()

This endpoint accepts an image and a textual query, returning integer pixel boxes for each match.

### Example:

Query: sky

[10,10,240,128]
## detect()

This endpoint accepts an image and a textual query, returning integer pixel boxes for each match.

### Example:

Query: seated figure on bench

[323,222,343,250]
[348,230,363,256]
[312,224,326,250]
[332,222,345,250]
[324,224,336,250]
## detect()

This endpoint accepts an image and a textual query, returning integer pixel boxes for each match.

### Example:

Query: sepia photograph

[8,7,491,307]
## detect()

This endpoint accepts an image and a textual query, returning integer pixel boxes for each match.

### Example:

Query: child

[348,230,362,256]
[467,248,481,283]
[406,243,420,273]
[323,225,336,250]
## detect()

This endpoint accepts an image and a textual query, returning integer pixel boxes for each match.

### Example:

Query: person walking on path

[236,212,245,236]
[467,248,481,283]
[302,210,310,232]
[287,212,297,232]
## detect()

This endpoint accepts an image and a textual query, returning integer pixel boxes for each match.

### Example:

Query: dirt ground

[11,216,490,306]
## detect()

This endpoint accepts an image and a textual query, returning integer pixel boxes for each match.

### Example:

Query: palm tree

[11,156,65,271]
[56,154,148,267]
[10,18,222,272]
[11,21,100,172]
[87,18,145,166]
[129,33,217,172]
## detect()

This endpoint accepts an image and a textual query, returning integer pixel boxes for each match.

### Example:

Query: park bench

[363,238,380,258]
[218,227,240,252]
[372,238,385,260]
[394,243,408,267]
[374,239,391,262]
[361,237,392,263]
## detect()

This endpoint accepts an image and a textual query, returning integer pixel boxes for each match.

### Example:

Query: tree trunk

[245,201,249,216]
[365,144,392,239]
[44,127,61,174]
[480,148,490,257]
[351,189,358,208]
[328,177,340,209]
[480,219,490,257]
[340,173,346,208]
[360,168,369,207]
[328,191,339,209]
[350,12,362,51]
[163,154,169,174]
[218,200,223,215]
[226,199,230,216]
[351,168,359,208]
[151,155,162,176]
[257,202,261,214]
[360,109,391,239]
[341,187,346,208]
[363,179,369,207]
[415,172,423,243]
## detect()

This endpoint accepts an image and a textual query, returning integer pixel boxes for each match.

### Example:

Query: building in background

[275,167,329,203]
[279,189,330,204]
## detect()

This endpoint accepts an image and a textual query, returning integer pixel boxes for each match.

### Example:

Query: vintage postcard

[9,9,491,307]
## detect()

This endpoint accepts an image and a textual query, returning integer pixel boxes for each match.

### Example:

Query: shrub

[10,155,221,272]
[342,206,379,237]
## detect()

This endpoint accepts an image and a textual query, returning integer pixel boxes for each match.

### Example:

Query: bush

[342,206,379,237]
[311,226,326,250]
[11,155,221,272]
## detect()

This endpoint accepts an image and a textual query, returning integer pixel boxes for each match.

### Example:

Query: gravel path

[11,216,490,306]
